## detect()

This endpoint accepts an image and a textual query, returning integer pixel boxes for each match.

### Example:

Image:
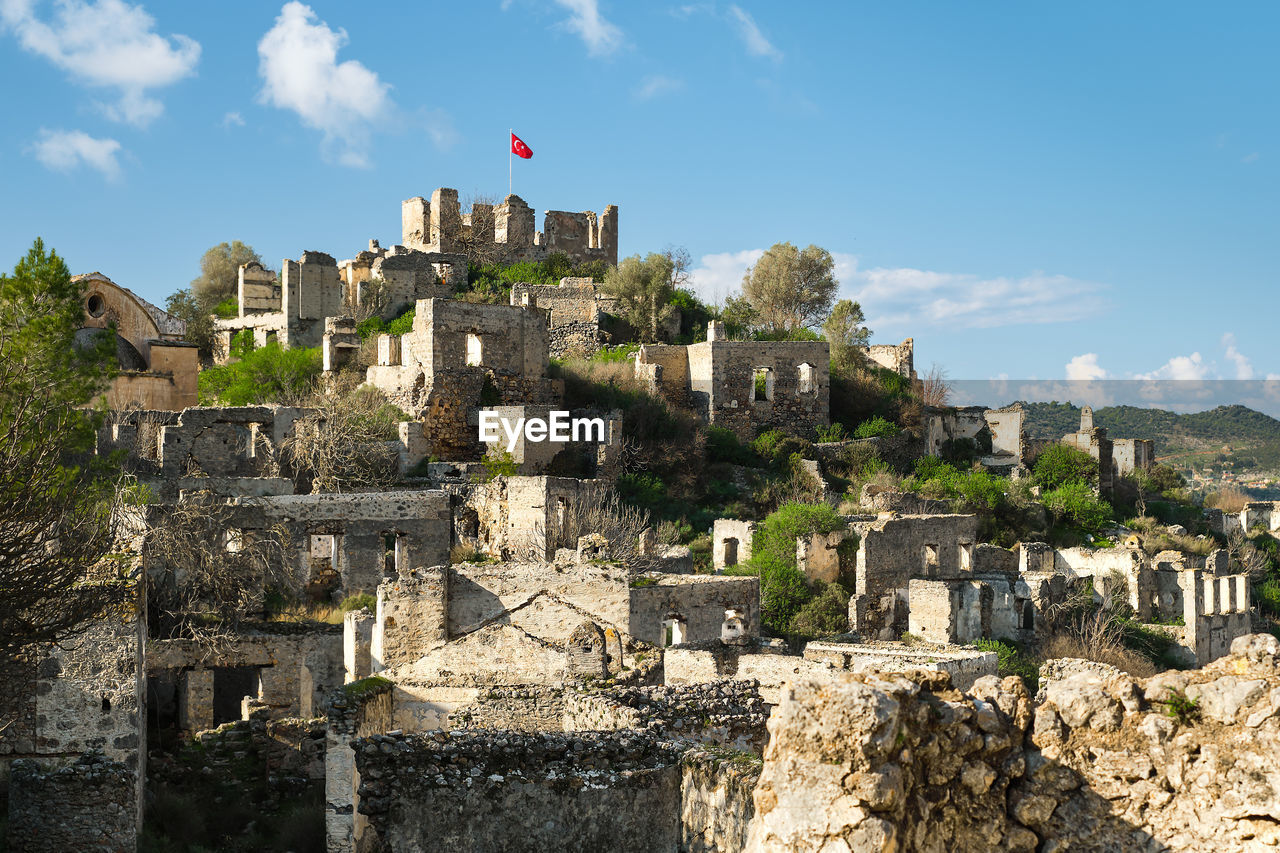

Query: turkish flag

[511,132,533,159]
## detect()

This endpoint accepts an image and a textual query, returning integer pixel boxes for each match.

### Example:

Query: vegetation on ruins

[166,240,261,360]
[1031,442,1098,490]
[0,240,131,657]
[464,250,608,303]
[283,383,404,494]
[822,298,871,375]
[602,251,680,342]
[144,498,297,642]
[725,502,848,636]
[197,334,323,405]
[741,242,839,335]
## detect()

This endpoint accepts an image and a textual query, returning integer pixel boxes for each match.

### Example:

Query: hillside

[1018,402,1280,490]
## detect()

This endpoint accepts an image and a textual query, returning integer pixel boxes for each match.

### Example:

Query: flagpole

[508,128,512,197]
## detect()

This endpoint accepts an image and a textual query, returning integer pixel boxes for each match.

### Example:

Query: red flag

[511,132,533,159]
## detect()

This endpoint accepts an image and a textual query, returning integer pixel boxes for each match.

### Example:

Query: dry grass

[267,600,344,625]
[450,542,488,564]
[1043,631,1157,679]
[1126,515,1215,556]
[1206,486,1250,514]
[916,364,952,408]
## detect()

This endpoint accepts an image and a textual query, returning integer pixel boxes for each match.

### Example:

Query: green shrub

[212,295,239,319]
[732,502,847,635]
[706,425,755,465]
[1258,579,1280,616]
[816,422,849,442]
[1033,443,1098,490]
[590,343,639,363]
[1043,482,1112,533]
[973,638,1041,693]
[1157,687,1200,725]
[789,582,850,637]
[616,472,666,510]
[752,429,811,467]
[853,416,899,439]
[955,468,1007,511]
[340,593,376,612]
[198,342,322,405]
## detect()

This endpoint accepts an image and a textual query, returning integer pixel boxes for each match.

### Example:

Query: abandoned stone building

[862,336,915,379]
[401,187,618,268]
[75,272,199,410]
[364,298,562,459]
[923,403,1029,471]
[636,321,830,441]
[509,276,618,358]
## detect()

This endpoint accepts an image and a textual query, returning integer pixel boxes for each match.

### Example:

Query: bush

[789,582,850,637]
[616,472,666,511]
[853,416,899,439]
[1033,443,1098,490]
[732,501,847,635]
[752,429,811,468]
[212,295,238,319]
[340,593,376,612]
[973,638,1041,692]
[1257,578,1280,616]
[198,342,322,405]
[1043,482,1112,533]
[706,425,755,465]
[816,422,849,442]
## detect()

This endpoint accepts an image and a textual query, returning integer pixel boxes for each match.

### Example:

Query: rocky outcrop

[745,634,1280,852]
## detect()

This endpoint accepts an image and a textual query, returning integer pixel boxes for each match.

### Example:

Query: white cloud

[421,107,458,151]
[0,0,199,127]
[221,111,245,128]
[685,248,765,305]
[1135,352,1209,381]
[257,2,392,168]
[634,74,683,100]
[1065,353,1106,381]
[727,4,780,60]
[1222,332,1255,379]
[552,0,623,57]
[832,253,1108,330]
[689,247,1109,332]
[29,128,122,179]
[1243,151,1260,164]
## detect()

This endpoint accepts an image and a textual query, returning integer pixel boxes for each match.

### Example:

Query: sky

[0,0,1277,384]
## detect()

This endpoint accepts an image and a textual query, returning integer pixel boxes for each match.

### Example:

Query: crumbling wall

[352,730,679,853]
[803,640,998,692]
[326,676,394,853]
[628,575,761,648]
[401,190,618,267]
[862,338,914,378]
[713,518,755,572]
[745,633,1280,853]
[850,513,980,637]
[7,755,137,853]
[681,747,761,853]
[562,681,769,753]
[147,627,343,726]
[448,686,566,731]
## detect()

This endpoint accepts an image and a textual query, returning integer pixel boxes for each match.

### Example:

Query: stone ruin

[75,272,200,411]
[637,321,831,441]
[401,187,618,268]
[213,186,618,364]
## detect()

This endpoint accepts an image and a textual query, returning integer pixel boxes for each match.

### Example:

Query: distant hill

[1017,402,1280,478]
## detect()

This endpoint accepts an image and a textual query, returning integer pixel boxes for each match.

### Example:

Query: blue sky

[1,0,1276,382]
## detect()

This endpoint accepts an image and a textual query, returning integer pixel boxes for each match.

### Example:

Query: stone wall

[401,189,618,268]
[850,513,980,638]
[862,338,914,378]
[681,747,761,853]
[745,633,1280,853]
[6,754,137,853]
[147,626,343,727]
[352,730,679,853]
[563,681,770,753]
[326,677,394,853]
[803,640,998,692]
[448,686,567,731]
